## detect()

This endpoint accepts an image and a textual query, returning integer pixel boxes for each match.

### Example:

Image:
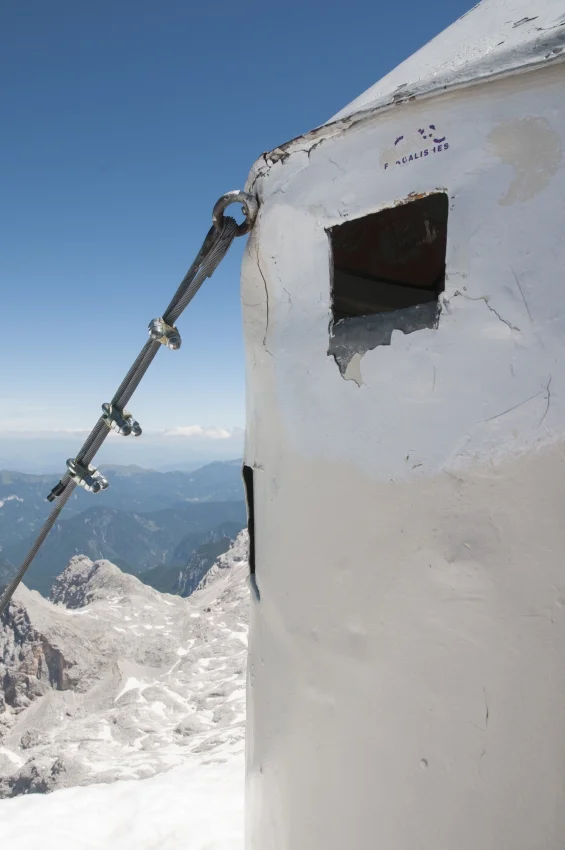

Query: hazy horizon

[0,433,244,474]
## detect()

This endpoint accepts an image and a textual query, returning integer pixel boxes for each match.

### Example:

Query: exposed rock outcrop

[174,537,233,597]
[51,554,160,608]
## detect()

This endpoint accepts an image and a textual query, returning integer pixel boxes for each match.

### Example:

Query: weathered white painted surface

[242,4,565,847]
[331,0,565,122]
[246,1,565,187]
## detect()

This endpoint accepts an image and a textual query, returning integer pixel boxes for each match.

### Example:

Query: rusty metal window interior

[242,465,256,576]
[328,193,448,370]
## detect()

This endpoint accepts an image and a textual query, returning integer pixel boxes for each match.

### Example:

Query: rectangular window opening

[242,465,256,576]
[329,192,448,325]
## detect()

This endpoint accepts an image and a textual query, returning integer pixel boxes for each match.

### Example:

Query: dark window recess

[242,465,256,576]
[328,193,448,371]
[330,192,448,320]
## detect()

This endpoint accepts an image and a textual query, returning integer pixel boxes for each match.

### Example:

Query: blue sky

[1,0,472,470]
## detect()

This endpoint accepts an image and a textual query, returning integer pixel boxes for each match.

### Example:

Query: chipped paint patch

[343,352,364,387]
[328,303,440,377]
[513,16,538,27]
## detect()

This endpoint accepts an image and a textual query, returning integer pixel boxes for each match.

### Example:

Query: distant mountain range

[142,533,236,597]
[0,461,246,597]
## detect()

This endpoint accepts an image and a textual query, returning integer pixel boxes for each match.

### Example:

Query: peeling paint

[245,1,565,194]
[328,302,440,375]
[342,352,364,386]
[241,63,565,484]
[513,16,539,27]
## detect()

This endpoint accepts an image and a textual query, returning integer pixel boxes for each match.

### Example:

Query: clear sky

[1,0,472,470]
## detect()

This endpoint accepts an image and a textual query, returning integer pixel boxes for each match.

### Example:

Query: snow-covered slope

[0,532,249,801]
[0,753,244,850]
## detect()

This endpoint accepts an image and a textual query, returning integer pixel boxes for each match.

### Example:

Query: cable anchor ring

[212,191,258,237]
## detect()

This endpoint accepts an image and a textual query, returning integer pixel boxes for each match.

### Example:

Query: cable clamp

[65,459,109,494]
[148,318,181,350]
[102,403,142,437]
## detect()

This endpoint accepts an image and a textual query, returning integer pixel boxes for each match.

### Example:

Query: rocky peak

[174,537,233,598]
[196,529,249,592]
[50,554,157,609]
[49,555,98,608]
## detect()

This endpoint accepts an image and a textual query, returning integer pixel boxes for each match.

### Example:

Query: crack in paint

[454,291,520,332]
[511,269,533,322]
[255,249,273,357]
[327,156,346,174]
[539,376,552,426]
[484,300,520,332]
[485,387,547,423]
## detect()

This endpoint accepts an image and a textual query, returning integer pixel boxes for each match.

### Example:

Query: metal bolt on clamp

[148,318,182,350]
[102,403,142,437]
[66,459,109,494]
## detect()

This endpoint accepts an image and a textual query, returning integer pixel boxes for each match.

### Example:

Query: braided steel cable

[0,481,77,620]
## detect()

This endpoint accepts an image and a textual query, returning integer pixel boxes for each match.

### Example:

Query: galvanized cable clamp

[212,191,258,237]
[66,459,109,494]
[148,317,182,350]
[102,403,142,437]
